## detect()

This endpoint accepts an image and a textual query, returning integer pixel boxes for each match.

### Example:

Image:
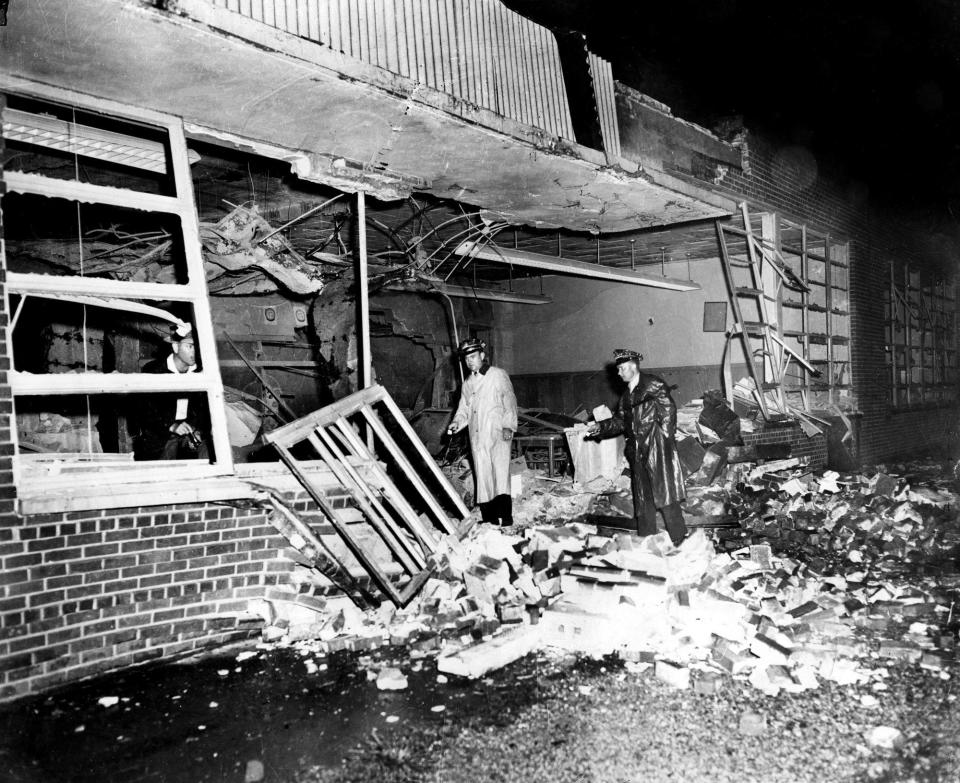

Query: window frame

[1,78,234,495]
[885,261,958,409]
[774,215,852,408]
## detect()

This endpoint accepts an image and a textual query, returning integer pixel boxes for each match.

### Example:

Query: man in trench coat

[587,348,688,545]
[447,338,518,526]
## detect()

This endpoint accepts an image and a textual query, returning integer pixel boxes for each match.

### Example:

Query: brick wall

[742,420,829,469]
[617,85,960,463]
[0,487,358,702]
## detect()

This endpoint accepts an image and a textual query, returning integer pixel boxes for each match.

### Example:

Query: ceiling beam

[453,242,701,291]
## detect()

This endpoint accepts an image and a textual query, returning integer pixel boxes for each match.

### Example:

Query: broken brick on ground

[251,456,960,699]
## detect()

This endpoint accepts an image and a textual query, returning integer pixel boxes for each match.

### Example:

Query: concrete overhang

[0,0,736,234]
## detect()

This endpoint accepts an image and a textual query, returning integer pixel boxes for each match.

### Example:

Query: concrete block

[437,625,540,679]
[376,667,408,690]
[693,671,724,695]
[655,660,690,689]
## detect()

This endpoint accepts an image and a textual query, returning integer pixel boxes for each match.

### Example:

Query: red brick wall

[617,86,960,463]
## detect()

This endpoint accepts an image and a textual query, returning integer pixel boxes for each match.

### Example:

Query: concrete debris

[864,726,905,749]
[244,760,265,783]
[375,667,409,690]
[251,456,958,703]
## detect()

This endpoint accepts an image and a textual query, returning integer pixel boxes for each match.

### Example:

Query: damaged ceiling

[0,0,733,235]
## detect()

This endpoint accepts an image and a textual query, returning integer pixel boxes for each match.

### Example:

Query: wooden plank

[359,402,460,536]
[10,369,225,395]
[4,171,183,215]
[264,385,382,445]
[271,442,407,606]
[7,272,197,302]
[168,117,234,471]
[332,417,439,551]
[366,396,470,527]
[309,428,425,572]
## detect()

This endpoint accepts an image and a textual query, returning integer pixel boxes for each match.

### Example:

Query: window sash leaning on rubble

[1,78,234,502]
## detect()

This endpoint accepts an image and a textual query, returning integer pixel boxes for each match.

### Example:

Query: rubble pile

[254,458,959,700]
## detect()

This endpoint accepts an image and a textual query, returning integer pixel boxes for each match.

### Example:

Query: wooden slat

[332,418,438,551]
[168,116,234,471]
[359,403,460,536]
[308,429,424,572]
[4,171,183,216]
[271,442,407,606]
[265,384,382,444]
[7,272,199,302]
[10,370,225,395]
[365,395,469,525]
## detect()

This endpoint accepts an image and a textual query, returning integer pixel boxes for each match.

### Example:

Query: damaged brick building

[0,0,957,701]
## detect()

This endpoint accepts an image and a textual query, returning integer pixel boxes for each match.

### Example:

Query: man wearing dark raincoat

[588,348,688,545]
[447,338,518,526]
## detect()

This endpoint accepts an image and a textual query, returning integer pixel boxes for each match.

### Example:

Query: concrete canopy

[0,0,733,234]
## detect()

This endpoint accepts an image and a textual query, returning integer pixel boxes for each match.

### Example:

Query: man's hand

[170,421,196,437]
[585,422,601,436]
[447,424,460,436]
[502,428,513,441]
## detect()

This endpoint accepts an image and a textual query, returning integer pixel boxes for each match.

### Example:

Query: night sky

[505,0,960,221]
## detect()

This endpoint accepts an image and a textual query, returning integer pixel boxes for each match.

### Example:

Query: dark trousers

[479,493,513,526]
[631,465,687,545]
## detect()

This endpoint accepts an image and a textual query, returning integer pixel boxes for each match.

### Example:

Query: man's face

[174,338,197,367]
[464,350,485,373]
[616,359,639,383]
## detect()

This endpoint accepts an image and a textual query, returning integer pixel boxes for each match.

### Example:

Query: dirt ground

[0,637,957,783]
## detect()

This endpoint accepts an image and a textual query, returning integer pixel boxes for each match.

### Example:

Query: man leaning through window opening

[132,323,209,461]
[586,347,688,546]
[447,338,518,526]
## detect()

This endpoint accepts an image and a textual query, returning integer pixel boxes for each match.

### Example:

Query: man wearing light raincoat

[447,338,518,526]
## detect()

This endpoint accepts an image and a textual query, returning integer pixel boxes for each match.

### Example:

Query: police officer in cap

[587,348,688,545]
[447,338,518,526]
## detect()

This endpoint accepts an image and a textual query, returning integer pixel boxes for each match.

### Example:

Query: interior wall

[497,256,729,375]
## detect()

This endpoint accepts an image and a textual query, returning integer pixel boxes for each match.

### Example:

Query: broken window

[884,264,958,408]
[1,87,233,491]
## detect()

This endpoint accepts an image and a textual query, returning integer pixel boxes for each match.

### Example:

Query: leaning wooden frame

[263,384,472,607]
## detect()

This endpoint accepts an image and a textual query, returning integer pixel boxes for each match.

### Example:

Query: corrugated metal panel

[589,51,621,163]
[206,0,577,140]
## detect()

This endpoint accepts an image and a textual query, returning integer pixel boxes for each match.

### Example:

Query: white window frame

[1,78,233,495]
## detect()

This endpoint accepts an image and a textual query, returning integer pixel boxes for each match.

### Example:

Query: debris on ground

[252,451,959,701]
